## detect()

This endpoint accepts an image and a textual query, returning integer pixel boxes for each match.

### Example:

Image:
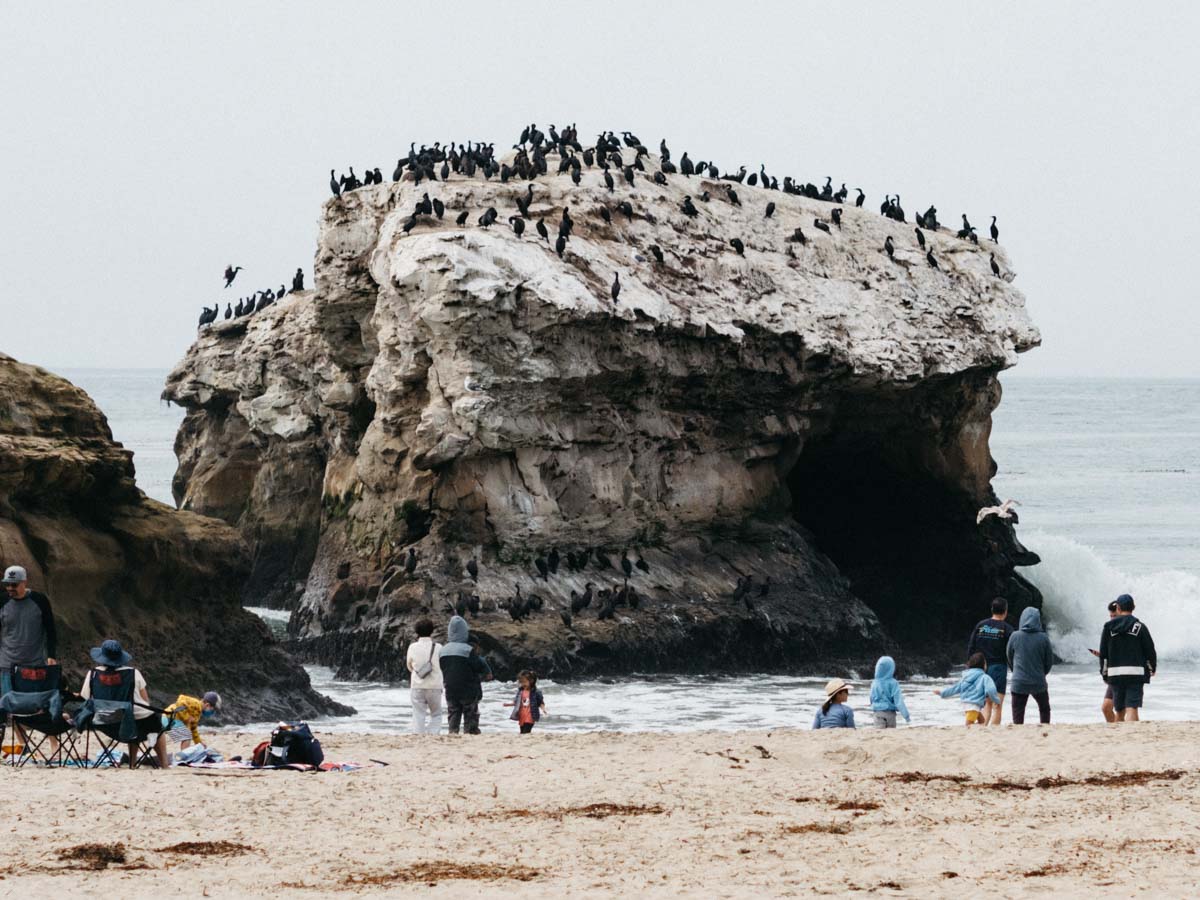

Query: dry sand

[2,722,1199,898]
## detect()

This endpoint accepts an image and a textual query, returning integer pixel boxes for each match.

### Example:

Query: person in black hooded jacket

[1099,594,1156,722]
[440,615,492,734]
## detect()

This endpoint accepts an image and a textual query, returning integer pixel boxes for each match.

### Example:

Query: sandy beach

[1,722,1198,897]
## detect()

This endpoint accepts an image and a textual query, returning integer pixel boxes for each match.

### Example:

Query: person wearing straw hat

[812,678,856,729]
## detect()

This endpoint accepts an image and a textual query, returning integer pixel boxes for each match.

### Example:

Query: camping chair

[0,664,84,767]
[74,667,176,769]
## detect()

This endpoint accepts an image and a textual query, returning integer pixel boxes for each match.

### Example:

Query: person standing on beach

[1089,601,1120,721]
[440,615,492,735]
[1006,607,1054,724]
[406,618,443,734]
[1099,594,1156,722]
[868,657,910,728]
[0,566,58,696]
[966,597,1014,725]
[507,671,546,734]
[934,652,1001,726]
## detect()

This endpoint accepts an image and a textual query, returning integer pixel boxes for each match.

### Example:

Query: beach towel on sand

[177,759,385,773]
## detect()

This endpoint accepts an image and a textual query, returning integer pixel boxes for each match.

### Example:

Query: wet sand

[2,722,1199,897]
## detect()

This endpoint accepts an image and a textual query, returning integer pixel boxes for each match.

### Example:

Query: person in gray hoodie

[440,615,492,734]
[1006,607,1054,724]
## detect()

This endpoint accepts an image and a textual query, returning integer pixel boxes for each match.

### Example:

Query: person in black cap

[1099,595,1157,722]
[1089,600,1121,721]
[0,564,58,697]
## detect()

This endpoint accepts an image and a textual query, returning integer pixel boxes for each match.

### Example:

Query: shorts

[872,711,897,729]
[964,708,984,725]
[1110,678,1144,711]
[986,663,1007,696]
[1104,684,1114,702]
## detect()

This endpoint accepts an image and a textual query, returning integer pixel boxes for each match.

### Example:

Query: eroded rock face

[164,158,1040,679]
[0,353,346,721]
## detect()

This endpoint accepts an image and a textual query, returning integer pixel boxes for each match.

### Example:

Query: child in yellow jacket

[164,691,222,747]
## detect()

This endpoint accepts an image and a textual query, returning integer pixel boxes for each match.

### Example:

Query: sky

[2,3,1198,377]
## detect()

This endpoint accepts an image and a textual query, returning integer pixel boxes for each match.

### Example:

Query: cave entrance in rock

[786,387,990,652]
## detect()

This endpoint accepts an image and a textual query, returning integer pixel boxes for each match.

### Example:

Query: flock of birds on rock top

[390,541,772,629]
[324,122,1006,306]
[200,122,1008,327]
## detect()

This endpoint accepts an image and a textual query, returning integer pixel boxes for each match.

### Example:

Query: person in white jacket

[406,618,443,734]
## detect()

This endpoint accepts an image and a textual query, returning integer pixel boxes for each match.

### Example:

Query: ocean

[63,369,1200,731]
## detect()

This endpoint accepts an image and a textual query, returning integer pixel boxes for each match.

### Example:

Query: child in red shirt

[507,670,546,734]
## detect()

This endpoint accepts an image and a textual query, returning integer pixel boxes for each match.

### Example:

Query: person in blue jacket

[869,656,911,728]
[934,652,1001,726]
[812,678,856,729]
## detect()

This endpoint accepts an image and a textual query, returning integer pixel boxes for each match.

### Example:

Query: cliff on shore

[164,153,1041,680]
[0,353,345,721]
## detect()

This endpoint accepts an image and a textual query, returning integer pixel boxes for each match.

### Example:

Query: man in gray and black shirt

[0,565,58,696]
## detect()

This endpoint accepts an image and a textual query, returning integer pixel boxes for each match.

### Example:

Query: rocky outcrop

[164,155,1041,680]
[0,353,346,721]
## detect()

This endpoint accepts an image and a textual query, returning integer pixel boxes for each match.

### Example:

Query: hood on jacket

[1018,607,1044,633]
[873,656,896,680]
[447,615,469,644]
[961,667,989,690]
[1108,614,1140,635]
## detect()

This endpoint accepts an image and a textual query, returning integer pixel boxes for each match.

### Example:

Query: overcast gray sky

[2,3,1197,377]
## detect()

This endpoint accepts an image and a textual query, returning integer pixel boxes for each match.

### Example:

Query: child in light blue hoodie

[869,656,911,728]
[935,652,1001,726]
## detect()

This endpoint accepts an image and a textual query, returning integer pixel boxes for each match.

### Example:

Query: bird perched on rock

[595,549,614,570]
[617,200,633,219]
[884,235,894,259]
[223,265,243,288]
[555,235,566,258]
[611,272,621,303]
[681,196,699,217]
[548,547,560,575]
[329,170,341,197]
[559,608,573,628]
[649,244,664,264]
[926,249,939,269]
[990,254,1001,277]
[790,226,807,245]
[831,208,842,228]
[433,198,444,219]
[726,186,741,206]
[404,547,418,575]
[730,237,745,256]
[915,227,926,250]
[621,551,634,579]
[536,218,549,241]
[599,205,612,224]
[764,201,775,219]
[466,558,479,582]
[813,219,831,234]
[604,169,615,192]
[635,554,649,574]
[455,209,469,226]
[855,188,865,207]
[478,207,498,228]
[535,556,549,580]
[509,216,525,238]
[990,216,999,242]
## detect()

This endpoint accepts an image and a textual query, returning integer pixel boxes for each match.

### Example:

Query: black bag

[263,722,324,767]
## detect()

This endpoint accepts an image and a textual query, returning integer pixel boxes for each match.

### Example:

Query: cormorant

[402,215,417,234]
[604,170,614,192]
[623,166,635,187]
[599,206,612,224]
[372,167,382,184]
[990,216,999,242]
[884,236,894,259]
[455,209,469,226]
[653,171,667,186]
[433,198,444,219]
[659,139,670,162]
[990,253,1001,277]
[680,152,694,176]
[834,183,848,203]
[649,244,664,263]
[509,216,525,238]
[223,265,242,288]
[548,547,560,574]
[926,250,939,269]
[479,206,498,228]
[747,171,758,187]
[278,284,287,299]
[572,168,582,186]
[234,298,244,317]
[831,208,842,228]
[915,228,926,250]
[855,188,865,208]
[814,218,831,234]
[681,196,699,217]
[730,237,745,255]
[727,186,741,206]
[555,234,566,258]
[535,556,549,580]
[404,547,418,575]
[621,552,633,579]
[329,170,340,197]
[617,200,633,219]
[417,193,433,216]
[536,218,549,241]
[466,558,478,582]
[559,609,573,628]
[223,303,232,320]
[611,272,621,302]
[764,201,775,218]
[790,226,807,245]
[293,268,304,291]
[821,177,833,201]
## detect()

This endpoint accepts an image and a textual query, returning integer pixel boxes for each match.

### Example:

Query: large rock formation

[164,155,1041,680]
[0,353,345,721]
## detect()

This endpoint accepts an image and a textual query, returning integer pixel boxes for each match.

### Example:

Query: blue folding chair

[0,664,84,767]
[74,667,175,769]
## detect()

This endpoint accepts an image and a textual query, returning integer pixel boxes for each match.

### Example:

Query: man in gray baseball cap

[1,565,59,697]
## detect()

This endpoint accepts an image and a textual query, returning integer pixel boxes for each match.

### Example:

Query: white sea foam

[1023,531,1199,663]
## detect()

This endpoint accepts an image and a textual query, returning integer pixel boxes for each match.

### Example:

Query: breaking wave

[1022,531,1199,663]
